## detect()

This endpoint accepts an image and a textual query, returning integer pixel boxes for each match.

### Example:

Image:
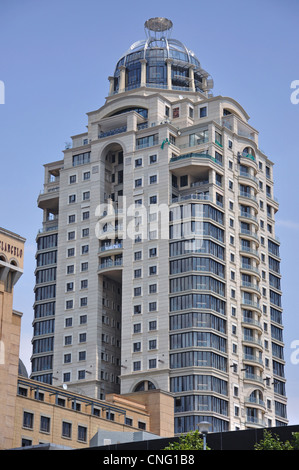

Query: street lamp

[198,420,211,450]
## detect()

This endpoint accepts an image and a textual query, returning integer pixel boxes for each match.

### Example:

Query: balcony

[243,334,263,348]
[98,126,127,139]
[241,298,262,313]
[170,152,223,167]
[243,353,263,366]
[242,316,263,331]
[241,281,261,295]
[171,193,212,204]
[98,257,123,281]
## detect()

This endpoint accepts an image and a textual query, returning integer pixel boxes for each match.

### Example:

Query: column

[166,59,173,90]
[119,65,126,93]
[108,76,115,95]
[140,59,147,87]
[189,65,195,92]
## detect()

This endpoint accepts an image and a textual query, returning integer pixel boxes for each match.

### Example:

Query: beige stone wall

[0,228,25,449]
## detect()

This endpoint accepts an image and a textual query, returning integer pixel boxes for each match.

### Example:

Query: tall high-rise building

[31,18,287,433]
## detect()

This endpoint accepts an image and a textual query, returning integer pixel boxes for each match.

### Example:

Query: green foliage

[291,432,299,450]
[163,430,210,450]
[254,430,293,450]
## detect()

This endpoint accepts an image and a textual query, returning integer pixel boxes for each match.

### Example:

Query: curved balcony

[243,372,265,387]
[239,245,260,262]
[240,227,259,243]
[242,315,263,333]
[98,242,123,258]
[239,211,259,228]
[240,263,261,280]
[245,397,265,409]
[242,334,263,350]
[98,257,123,281]
[241,281,261,297]
[241,298,262,314]
[243,353,264,368]
[245,416,266,428]
[238,171,258,191]
[239,153,258,171]
[238,191,258,209]
[97,224,124,241]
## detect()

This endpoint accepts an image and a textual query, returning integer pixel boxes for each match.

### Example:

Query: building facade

[0,227,25,449]
[31,18,287,433]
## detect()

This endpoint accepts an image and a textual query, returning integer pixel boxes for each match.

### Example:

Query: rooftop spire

[144,17,173,40]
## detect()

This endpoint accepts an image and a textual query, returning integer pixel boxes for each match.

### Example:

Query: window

[134,305,142,315]
[149,247,157,257]
[72,152,90,167]
[80,297,88,307]
[199,106,207,118]
[68,214,76,224]
[70,175,76,184]
[133,323,141,334]
[134,251,142,261]
[78,425,87,442]
[149,320,157,331]
[66,282,74,292]
[68,248,75,257]
[83,171,90,180]
[149,266,157,276]
[66,300,73,310]
[134,287,141,297]
[83,191,90,201]
[133,342,141,352]
[133,361,141,371]
[40,416,50,433]
[172,107,179,118]
[149,339,157,350]
[134,269,142,278]
[62,421,72,438]
[82,211,89,220]
[64,353,71,363]
[135,158,142,167]
[149,302,157,312]
[81,262,88,271]
[149,284,157,294]
[149,359,157,369]
[69,194,76,204]
[149,154,157,164]
[67,265,74,274]
[65,317,72,328]
[82,228,89,238]
[149,195,157,204]
[81,245,89,254]
[180,175,188,187]
[68,231,75,240]
[149,175,157,184]
[81,279,88,289]
[23,411,34,429]
[64,335,72,345]
[135,178,142,188]
[78,370,85,380]
[79,332,86,343]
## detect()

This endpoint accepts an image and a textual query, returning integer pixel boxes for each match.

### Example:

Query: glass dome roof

[112,18,213,94]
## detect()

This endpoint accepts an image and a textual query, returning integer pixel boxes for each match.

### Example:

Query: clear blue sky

[1,0,298,424]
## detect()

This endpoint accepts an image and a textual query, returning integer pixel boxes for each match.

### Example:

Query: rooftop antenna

[144,17,173,41]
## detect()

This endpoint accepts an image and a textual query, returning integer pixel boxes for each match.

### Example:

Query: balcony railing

[99,243,123,253]
[98,126,127,139]
[170,152,223,166]
[98,258,123,270]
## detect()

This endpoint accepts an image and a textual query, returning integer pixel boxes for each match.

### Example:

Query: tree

[254,430,293,450]
[163,430,211,450]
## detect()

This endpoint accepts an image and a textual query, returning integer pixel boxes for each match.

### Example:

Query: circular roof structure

[112,18,213,94]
